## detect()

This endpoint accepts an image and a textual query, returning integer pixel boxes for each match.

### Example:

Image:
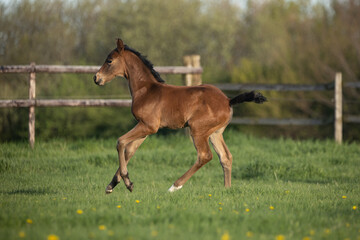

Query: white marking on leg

[168,184,183,192]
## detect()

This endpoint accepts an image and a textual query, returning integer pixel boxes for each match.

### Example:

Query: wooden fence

[1,58,359,147]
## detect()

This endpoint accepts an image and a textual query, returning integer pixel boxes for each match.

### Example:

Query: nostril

[93,75,97,83]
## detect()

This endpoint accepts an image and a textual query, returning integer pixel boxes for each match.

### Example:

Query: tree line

[0,0,359,141]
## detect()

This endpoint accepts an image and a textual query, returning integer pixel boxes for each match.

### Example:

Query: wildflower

[157,205,160,209]
[269,206,275,210]
[19,231,26,238]
[117,205,122,209]
[309,230,315,236]
[219,202,223,205]
[209,194,212,197]
[99,225,106,230]
[302,237,311,240]
[92,208,96,211]
[221,231,230,240]
[47,234,59,240]
[276,235,285,240]
[219,207,223,211]
[342,196,347,199]
[284,190,290,194]
[246,231,253,238]
[324,229,331,234]
[136,200,140,203]
[26,219,33,224]
[62,197,67,200]
[245,208,250,212]
[353,206,357,210]
[76,209,83,215]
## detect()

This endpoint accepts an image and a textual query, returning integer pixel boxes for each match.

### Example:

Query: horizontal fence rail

[0,99,132,108]
[0,65,203,74]
[214,82,335,91]
[1,60,359,146]
[231,117,333,126]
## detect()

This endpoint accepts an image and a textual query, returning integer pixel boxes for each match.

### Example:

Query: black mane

[124,45,165,83]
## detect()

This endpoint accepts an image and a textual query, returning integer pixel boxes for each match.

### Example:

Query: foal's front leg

[105,137,147,194]
[106,123,154,193]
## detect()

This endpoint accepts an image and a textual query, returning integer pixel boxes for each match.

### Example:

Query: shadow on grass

[4,189,56,195]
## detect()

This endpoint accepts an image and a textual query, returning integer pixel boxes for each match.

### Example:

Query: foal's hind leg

[210,127,233,188]
[105,137,147,194]
[168,134,213,192]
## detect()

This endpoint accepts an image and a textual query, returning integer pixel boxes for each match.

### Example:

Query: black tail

[229,91,267,106]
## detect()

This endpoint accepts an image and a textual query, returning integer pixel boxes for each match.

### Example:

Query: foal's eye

[106,59,112,64]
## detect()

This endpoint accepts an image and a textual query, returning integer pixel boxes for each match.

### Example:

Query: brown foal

[94,39,266,193]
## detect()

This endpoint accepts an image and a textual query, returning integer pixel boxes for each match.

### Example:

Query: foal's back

[157,84,232,131]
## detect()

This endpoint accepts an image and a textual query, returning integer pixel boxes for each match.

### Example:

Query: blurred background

[0,0,359,141]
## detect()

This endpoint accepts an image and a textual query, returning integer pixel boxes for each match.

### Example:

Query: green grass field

[1,131,359,240]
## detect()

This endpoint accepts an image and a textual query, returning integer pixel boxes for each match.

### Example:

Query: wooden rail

[0,57,202,148]
[0,65,203,74]
[1,60,359,146]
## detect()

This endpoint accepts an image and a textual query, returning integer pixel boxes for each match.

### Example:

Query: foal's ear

[116,38,125,52]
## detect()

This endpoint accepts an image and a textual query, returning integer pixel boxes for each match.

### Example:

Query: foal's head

[94,39,127,85]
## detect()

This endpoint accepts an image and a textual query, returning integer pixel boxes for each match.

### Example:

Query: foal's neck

[125,52,160,100]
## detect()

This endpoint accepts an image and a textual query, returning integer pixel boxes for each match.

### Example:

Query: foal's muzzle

[93,75,102,85]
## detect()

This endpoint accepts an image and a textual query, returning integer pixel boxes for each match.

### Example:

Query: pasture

[0,131,359,240]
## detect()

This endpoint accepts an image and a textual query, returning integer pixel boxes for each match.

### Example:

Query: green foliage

[0,133,359,239]
[0,0,359,141]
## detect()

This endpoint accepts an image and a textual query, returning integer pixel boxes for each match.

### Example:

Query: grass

[0,131,359,240]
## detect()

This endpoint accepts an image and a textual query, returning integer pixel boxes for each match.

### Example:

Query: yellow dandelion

[92,208,96,211]
[245,208,250,212]
[246,231,253,238]
[324,229,331,234]
[157,205,160,209]
[221,231,230,240]
[209,194,212,197]
[151,230,158,237]
[284,190,290,194]
[269,206,275,210]
[346,223,350,228]
[76,209,83,215]
[342,196,347,199]
[353,206,357,210]
[62,197,67,200]
[219,202,223,205]
[47,234,59,240]
[219,207,223,211]
[309,230,315,236]
[276,235,285,240]
[117,205,122,209]
[26,219,33,224]
[99,225,106,230]
[302,237,311,240]
[19,231,26,238]
[135,200,140,203]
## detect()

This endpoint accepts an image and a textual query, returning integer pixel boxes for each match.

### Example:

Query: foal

[94,39,266,193]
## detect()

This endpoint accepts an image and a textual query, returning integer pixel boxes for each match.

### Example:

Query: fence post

[183,55,202,137]
[183,55,202,86]
[29,62,36,148]
[334,72,342,144]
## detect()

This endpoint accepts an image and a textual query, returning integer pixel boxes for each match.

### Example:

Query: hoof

[105,185,113,194]
[168,184,183,193]
[126,182,134,192]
